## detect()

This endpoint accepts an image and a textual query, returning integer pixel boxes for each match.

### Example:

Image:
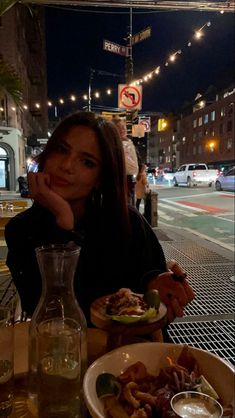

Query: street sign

[132,26,151,45]
[118,84,142,110]
[138,116,151,132]
[37,138,48,144]
[103,39,128,56]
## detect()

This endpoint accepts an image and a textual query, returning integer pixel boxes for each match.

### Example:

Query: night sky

[45,7,234,115]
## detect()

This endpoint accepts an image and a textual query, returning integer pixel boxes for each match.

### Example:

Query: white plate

[83,342,235,418]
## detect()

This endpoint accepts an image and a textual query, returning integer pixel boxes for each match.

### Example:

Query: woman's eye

[82,159,96,168]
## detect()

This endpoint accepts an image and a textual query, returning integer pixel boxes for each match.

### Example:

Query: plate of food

[83,342,234,418]
[90,288,167,332]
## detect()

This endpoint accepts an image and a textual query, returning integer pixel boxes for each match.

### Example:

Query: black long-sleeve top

[5,203,166,323]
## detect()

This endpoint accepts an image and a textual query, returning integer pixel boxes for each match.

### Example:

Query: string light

[14,18,216,112]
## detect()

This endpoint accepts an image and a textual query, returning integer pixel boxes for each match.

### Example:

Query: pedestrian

[112,117,139,205]
[135,163,149,211]
[5,111,194,327]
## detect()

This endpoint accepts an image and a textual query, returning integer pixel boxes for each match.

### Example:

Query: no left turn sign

[118,84,142,110]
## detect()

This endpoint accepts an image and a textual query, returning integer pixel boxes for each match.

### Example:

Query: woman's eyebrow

[80,150,101,163]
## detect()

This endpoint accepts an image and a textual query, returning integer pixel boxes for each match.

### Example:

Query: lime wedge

[96,373,121,399]
[111,307,157,324]
[143,289,160,310]
[199,375,219,400]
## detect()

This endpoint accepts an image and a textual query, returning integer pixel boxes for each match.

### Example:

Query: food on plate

[105,288,160,324]
[96,346,233,418]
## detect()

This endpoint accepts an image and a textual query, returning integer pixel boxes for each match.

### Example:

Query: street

[147,184,234,251]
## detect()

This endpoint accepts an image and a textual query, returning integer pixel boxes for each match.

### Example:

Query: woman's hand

[147,272,195,323]
[27,172,74,230]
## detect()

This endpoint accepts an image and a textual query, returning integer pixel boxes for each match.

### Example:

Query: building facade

[0,4,48,191]
[147,84,234,172]
[178,84,235,170]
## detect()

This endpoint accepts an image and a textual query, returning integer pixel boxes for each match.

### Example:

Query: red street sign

[103,39,128,56]
[118,84,142,110]
[132,26,151,45]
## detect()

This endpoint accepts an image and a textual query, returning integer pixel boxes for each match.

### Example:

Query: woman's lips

[51,176,71,186]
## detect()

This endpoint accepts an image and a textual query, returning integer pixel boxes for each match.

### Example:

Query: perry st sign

[103,39,128,56]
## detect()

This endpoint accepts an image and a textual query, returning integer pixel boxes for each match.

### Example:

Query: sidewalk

[154,224,234,366]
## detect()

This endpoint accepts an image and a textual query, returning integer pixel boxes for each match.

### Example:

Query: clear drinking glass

[0,306,14,417]
[38,318,81,418]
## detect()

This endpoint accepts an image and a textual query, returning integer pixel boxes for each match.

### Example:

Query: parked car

[215,167,235,191]
[161,169,175,182]
[173,163,219,187]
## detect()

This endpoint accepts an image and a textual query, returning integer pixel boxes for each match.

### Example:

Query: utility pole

[125,7,134,138]
[88,68,94,112]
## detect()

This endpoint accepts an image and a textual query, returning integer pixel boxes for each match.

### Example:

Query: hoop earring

[91,188,103,207]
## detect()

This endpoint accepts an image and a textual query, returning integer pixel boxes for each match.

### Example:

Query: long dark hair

[36,111,130,240]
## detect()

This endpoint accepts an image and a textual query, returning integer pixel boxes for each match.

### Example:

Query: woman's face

[43,125,102,202]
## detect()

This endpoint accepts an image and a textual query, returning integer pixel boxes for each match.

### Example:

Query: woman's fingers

[148,271,195,323]
[182,280,195,302]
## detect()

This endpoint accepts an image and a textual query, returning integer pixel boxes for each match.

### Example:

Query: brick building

[147,84,234,172]
[178,84,235,170]
[0,5,48,190]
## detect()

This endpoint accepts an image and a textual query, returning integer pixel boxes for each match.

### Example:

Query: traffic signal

[157,118,168,131]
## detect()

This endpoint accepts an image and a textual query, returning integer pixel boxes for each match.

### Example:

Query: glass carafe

[28,243,87,418]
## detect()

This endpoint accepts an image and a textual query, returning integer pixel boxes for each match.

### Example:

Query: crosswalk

[158,198,205,221]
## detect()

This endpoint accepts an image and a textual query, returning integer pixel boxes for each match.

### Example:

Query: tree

[0,59,23,108]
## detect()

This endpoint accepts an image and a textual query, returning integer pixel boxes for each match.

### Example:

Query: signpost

[103,39,128,56]
[103,18,151,138]
[131,26,151,45]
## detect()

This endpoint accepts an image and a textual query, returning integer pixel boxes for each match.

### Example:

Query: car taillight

[193,171,197,177]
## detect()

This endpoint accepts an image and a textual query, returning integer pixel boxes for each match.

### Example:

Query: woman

[135,163,149,211]
[5,112,194,325]
[112,117,139,205]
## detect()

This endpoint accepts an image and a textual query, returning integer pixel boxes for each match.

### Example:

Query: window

[198,145,202,154]
[227,138,232,149]
[193,146,196,155]
[204,114,208,124]
[199,117,203,126]
[220,107,226,117]
[211,110,216,121]
[182,136,186,143]
[198,131,203,139]
[228,103,234,115]
[193,133,197,142]
[179,165,186,172]
[193,119,197,128]
[226,168,235,176]
[227,120,232,132]
[188,164,206,170]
